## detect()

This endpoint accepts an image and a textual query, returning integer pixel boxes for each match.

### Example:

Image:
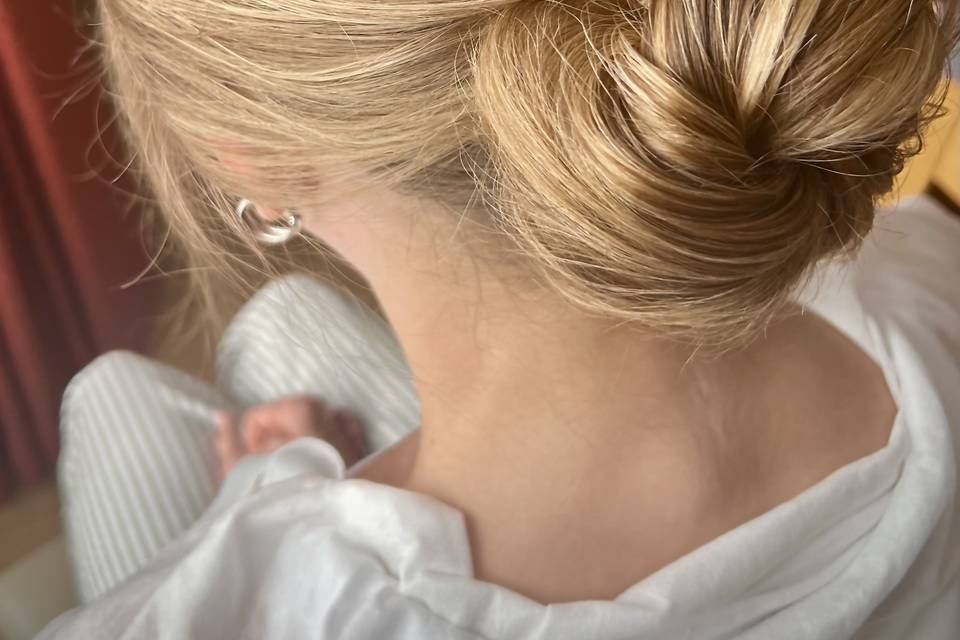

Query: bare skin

[216,396,368,479]
[237,183,896,604]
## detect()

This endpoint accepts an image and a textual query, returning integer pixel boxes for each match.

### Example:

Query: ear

[213,143,286,215]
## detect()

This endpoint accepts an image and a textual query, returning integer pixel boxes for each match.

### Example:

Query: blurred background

[0,1,958,639]
[0,1,160,636]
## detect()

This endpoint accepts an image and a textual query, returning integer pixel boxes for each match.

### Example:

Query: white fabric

[58,352,230,604]
[41,195,960,639]
[57,276,421,603]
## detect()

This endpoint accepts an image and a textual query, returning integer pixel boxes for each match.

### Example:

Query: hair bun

[473,0,957,343]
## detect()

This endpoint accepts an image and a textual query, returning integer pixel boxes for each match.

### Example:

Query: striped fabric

[57,275,421,603]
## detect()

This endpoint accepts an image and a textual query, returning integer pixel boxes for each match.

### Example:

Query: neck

[306,187,894,603]
[311,189,748,502]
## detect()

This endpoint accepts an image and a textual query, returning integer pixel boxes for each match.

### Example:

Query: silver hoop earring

[235,199,302,246]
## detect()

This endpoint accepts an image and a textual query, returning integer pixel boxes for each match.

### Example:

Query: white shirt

[40,195,960,639]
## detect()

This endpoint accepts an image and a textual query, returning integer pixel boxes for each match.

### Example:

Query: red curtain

[0,0,158,499]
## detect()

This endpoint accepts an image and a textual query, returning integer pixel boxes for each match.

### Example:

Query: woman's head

[100,0,958,344]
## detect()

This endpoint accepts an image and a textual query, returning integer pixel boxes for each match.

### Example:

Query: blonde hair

[100,0,958,345]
